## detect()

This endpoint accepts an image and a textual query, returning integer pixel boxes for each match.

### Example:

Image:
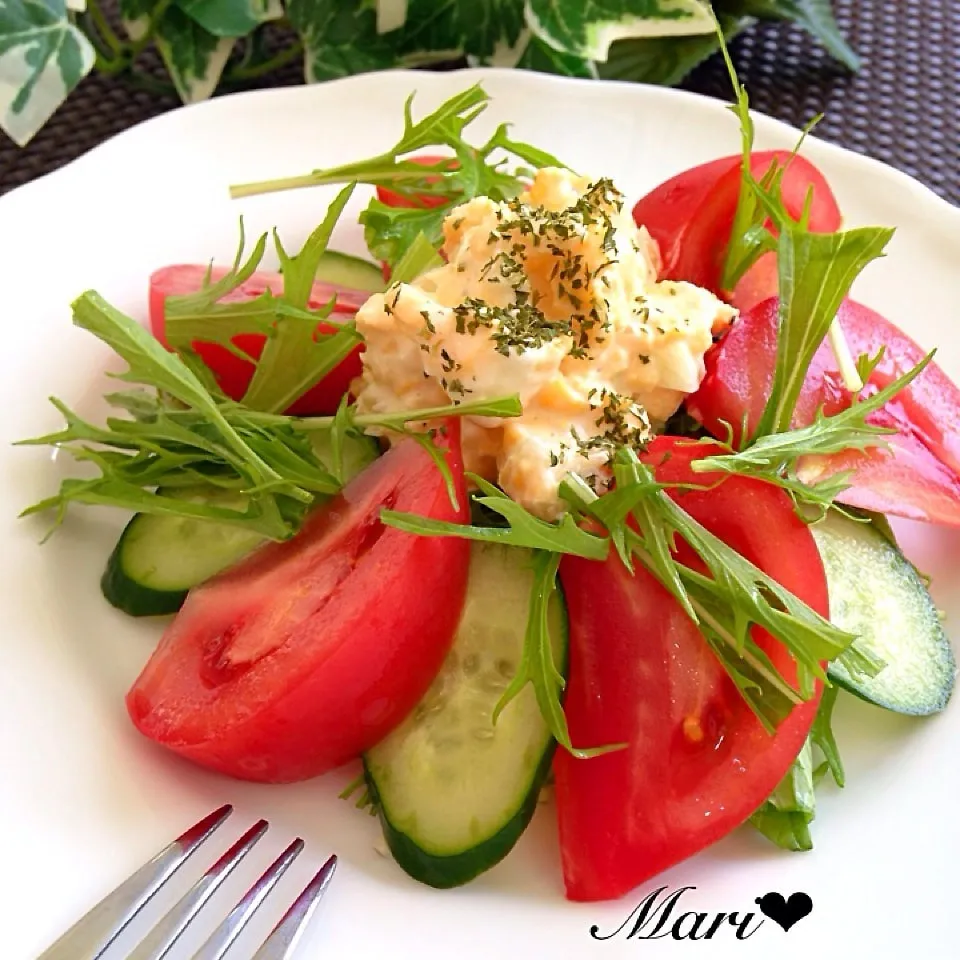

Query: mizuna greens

[230,84,568,267]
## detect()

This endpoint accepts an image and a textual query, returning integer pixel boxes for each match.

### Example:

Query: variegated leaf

[177,0,283,38]
[287,0,399,82]
[376,0,407,33]
[525,0,715,62]
[154,4,234,102]
[119,0,155,41]
[0,0,96,146]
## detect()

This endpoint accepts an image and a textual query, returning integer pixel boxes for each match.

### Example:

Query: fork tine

[125,819,269,960]
[36,805,233,960]
[189,838,305,960]
[250,855,338,959]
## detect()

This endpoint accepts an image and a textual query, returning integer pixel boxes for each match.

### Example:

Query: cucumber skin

[364,741,556,889]
[101,434,379,618]
[814,510,956,716]
[363,585,569,890]
[828,660,955,716]
[101,536,188,617]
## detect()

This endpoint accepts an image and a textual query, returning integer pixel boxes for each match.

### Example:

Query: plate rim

[4,66,957,226]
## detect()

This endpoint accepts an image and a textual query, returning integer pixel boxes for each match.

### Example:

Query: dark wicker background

[1,1,957,204]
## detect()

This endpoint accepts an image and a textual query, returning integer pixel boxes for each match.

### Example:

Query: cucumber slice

[101,432,379,617]
[101,489,266,617]
[314,250,384,294]
[364,544,567,889]
[813,509,957,715]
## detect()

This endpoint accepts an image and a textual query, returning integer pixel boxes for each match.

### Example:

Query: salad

[21,38,959,904]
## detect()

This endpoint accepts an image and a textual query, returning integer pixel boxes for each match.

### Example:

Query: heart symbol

[755,892,813,932]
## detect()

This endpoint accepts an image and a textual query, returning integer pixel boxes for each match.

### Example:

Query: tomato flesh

[555,437,826,902]
[631,150,841,301]
[126,426,470,783]
[688,296,960,526]
[149,265,371,416]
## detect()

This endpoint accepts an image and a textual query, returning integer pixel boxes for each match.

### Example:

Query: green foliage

[0,1,858,147]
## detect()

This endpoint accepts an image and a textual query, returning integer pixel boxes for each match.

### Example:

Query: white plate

[1,68,958,960]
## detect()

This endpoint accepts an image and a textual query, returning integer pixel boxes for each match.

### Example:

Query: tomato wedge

[126,426,470,783]
[631,150,841,303]
[149,265,371,416]
[688,297,960,526]
[555,437,826,902]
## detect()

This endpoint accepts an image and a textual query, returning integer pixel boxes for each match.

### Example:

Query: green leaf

[810,681,844,786]
[119,0,160,42]
[389,231,444,284]
[380,0,526,62]
[295,0,525,71]
[231,83,567,270]
[154,4,235,102]
[688,353,933,506]
[361,200,451,268]
[661,512,851,689]
[710,21,894,444]
[166,191,368,416]
[751,222,895,439]
[19,293,360,539]
[716,55,821,294]
[326,395,354,486]
[382,508,609,559]
[280,186,357,309]
[480,120,567,172]
[633,451,851,671]
[209,392,522,435]
[71,293,302,490]
[378,0,462,58]
[748,682,845,850]
[724,0,859,71]
[598,13,748,86]
[564,447,856,729]
[287,0,400,81]
[74,292,236,422]
[248,395,519,511]
[364,394,525,428]
[242,185,363,413]
[613,457,695,616]
[163,226,282,355]
[749,739,816,850]
[382,474,609,560]
[456,0,525,59]
[177,0,282,38]
[698,619,801,731]
[493,551,624,758]
[235,83,564,192]
[524,0,716,62]
[23,476,292,541]
[716,16,876,412]
[0,0,95,146]
[118,0,156,18]
[515,31,597,77]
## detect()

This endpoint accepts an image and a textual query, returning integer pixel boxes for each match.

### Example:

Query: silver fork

[37,805,336,960]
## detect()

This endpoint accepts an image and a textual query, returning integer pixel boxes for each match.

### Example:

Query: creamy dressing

[353,168,736,518]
